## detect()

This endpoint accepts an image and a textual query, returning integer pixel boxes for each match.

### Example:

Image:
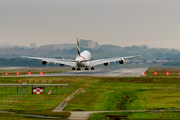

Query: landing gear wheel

[77,68,81,71]
[91,67,94,70]
[85,67,89,71]
[72,67,75,70]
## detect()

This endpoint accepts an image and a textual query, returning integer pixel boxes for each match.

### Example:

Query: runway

[19,67,148,77]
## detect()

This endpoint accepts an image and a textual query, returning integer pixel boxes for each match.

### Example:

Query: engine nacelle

[59,64,64,66]
[119,58,125,64]
[42,61,48,65]
[104,62,109,66]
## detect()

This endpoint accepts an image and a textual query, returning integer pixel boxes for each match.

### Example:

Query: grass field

[0,67,180,119]
[89,111,180,120]
[63,77,180,119]
[63,77,180,111]
[0,113,63,120]
[0,77,80,119]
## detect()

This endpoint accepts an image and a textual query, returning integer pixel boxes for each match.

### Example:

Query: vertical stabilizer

[77,38,80,56]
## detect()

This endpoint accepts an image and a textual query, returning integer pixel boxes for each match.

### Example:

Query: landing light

[40,72,43,75]
[154,72,157,75]
[166,72,169,75]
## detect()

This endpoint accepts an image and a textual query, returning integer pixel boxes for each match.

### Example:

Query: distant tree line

[162,61,180,66]
[1,41,180,61]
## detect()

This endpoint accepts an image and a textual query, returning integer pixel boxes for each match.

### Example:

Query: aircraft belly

[76,61,89,67]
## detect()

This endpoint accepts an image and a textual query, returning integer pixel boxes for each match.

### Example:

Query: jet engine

[42,61,48,65]
[104,62,109,66]
[59,64,64,66]
[119,58,125,64]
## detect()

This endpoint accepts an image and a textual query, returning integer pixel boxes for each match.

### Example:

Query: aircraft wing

[21,56,76,67]
[88,55,140,67]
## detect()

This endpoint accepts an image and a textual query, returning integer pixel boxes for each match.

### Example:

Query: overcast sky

[0,0,180,49]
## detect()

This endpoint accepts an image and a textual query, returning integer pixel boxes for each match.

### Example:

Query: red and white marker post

[48,90,51,95]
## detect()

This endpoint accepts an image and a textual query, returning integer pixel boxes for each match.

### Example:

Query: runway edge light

[166,72,170,75]
[28,72,31,75]
[16,72,20,75]
[5,72,8,76]
[154,72,157,75]
[40,72,43,75]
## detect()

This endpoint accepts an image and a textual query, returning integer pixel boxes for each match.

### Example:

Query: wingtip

[21,56,29,58]
[20,56,26,58]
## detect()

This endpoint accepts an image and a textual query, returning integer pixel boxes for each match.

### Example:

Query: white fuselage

[76,50,91,67]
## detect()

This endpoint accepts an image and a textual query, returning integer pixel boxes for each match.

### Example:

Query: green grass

[1,71,180,119]
[0,76,86,118]
[89,111,180,120]
[12,110,70,119]
[0,113,63,120]
[89,113,108,120]
[62,77,180,119]
[127,89,180,110]
[63,77,180,111]
[128,111,180,119]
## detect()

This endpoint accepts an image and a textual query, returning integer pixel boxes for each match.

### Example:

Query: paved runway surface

[20,67,148,77]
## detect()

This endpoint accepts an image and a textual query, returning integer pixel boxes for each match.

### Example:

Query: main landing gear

[91,67,94,70]
[77,67,81,71]
[85,67,89,71]
[72,67,75,70]
[72,67,81,71]
[85,67,94,71]
[72,67,95,71]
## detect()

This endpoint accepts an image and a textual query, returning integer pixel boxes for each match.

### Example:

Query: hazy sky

[0,0,180,48]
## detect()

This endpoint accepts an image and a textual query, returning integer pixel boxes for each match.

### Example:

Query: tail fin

[77,38,80,56]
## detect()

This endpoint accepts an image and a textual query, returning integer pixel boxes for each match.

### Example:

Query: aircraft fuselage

[76,50,91,67]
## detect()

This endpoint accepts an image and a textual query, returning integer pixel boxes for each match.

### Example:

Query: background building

[55,44,63,50]
[31,43,36,49]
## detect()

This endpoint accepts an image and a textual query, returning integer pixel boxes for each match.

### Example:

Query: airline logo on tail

[77,38,80,56]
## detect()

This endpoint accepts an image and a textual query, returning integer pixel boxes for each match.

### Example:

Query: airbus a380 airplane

[21,39,140,71]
